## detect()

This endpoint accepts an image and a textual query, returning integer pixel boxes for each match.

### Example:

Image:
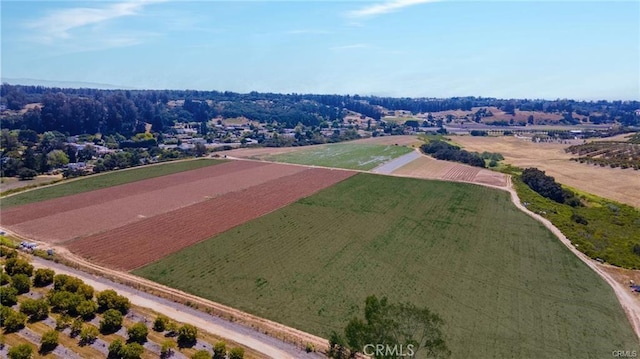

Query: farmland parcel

[251,143,413,170]
[1,158,225,208]
[135,174,638,358]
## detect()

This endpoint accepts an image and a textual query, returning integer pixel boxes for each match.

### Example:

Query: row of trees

[520,168,582,207]
[420,140,486,168]
[1,247,246,359]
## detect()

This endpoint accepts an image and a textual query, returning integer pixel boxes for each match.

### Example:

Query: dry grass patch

[454,136,640,207]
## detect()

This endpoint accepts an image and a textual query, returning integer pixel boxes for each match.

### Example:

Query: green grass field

[135,174,638,358]
[1,159,224,208]
[256,143,413,170]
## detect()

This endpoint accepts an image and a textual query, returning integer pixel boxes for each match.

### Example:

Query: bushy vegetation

[420,140,485,167]
[514,176,640,268]
[521,168,582,206]
[329,295,449,359]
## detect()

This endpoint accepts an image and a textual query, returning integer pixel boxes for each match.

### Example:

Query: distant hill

[1,78,135,90]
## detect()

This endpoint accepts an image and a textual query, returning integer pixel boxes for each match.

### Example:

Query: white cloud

[330,43,370,50]
[26,0,164,43]
[347,0,439,18]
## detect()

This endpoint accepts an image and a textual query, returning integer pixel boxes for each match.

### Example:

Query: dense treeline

[3,85,639,137]
[420,140,486,167]
[521,168,581,206]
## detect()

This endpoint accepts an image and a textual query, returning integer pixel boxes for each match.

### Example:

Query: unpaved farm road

[28,256,323,359]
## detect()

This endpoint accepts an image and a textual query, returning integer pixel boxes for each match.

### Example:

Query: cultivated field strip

[442,165,481,182]
[392,155,507,187]
[2,162,309,243]
[0,160,258,225]
[65,168,355,270]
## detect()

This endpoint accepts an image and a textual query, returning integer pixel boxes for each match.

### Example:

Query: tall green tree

[342,295,450,359]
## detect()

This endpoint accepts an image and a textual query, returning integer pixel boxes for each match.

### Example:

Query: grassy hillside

[255,143,412,170]
[136,174,638,358]
[1,159,224,208]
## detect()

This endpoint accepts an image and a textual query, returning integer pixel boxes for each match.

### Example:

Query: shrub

[127,322,149,344]
[571,213,589,225]
[108,338,125,359]
[70,317,84,337]
[153,314,169,332]
[19,298,49,321]
[8,343,34,359]
[213,341,227,359]
[100,308,123,334]
[17,168,37,180]
[76,300,98,319]
[55,313,72,330]
[3,310,27,332]
[160,340,177,359]
[97,289,130,314]
[80,325,99,345]
[0,286,18,306]
[33,268,55,287]
[11,273,31,294]
[40,329,59,353]
[177,324,198,348]
[122,343,144,359]
[229,347,245,359]
[4,258,33,276]
[0,272,11,285]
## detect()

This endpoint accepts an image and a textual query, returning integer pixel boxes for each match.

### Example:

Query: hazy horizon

[2,0,638,101]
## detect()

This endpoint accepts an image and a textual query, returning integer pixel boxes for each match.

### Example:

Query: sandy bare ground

[391,155,508,187]
[453,136,640,207]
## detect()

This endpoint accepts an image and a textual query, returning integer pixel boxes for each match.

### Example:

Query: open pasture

[1,159,225,208]
[135,174,638,358]
[254,143,413,170]
[453,136,640,207]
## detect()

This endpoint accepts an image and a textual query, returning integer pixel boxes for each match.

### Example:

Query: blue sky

[1,1,638,100]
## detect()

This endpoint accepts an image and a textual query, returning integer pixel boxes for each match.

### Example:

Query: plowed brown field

[1,160,266,226]
[5,162,308,243]
[65,168,355,270]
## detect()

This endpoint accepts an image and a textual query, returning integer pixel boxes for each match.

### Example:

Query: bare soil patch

[5,161,304,243]
[453,136,640,207]
[392,155,507,187]
[64,168,355,270]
